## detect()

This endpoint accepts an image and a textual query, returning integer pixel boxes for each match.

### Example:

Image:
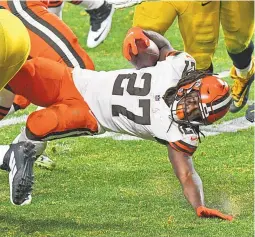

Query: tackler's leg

[221,1,254,113]
[178,1,220,72]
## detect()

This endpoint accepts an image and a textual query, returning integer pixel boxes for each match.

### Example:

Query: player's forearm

[143,30,174,61]
[179,170,205,210]
[168,146,233,220]
[167,145,204,210]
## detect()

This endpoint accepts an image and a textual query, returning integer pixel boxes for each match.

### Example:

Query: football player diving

[0,27,233,220]
[125,1,254,118]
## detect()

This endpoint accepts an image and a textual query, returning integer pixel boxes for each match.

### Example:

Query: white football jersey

[73,52,199,155]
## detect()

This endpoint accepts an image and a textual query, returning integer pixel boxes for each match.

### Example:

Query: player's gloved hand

[196,206,233,221]
[123,27,150,61]
[143,30,174,61]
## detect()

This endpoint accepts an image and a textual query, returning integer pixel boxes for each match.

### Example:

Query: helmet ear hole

[200,76,232,124]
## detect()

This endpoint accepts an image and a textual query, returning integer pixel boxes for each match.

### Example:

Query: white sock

[48,1,105,19]
[13,127,47,157]
[235,61,253,79]
[0,145,11,166]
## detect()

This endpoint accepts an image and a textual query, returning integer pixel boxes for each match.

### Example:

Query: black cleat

[229,61,254,113]
[6,142,36,205]
[86,1,115,48]
[245,103,255,123]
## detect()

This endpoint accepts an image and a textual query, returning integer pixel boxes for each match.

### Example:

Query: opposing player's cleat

[35,154,56,170]
[245,103,255,123]
[86,1,115,48]
[107,0,143,9]
[229,61,255,113]
[4,142,36,205]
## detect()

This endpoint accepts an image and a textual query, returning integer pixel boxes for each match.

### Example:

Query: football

[130,39,160,69]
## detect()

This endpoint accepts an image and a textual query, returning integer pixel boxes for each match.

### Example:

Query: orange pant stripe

[5,0,94,70]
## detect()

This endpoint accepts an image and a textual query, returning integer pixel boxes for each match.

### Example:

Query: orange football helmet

[171,75,232,125]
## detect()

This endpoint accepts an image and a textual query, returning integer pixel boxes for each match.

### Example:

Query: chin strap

[193,126,205,143]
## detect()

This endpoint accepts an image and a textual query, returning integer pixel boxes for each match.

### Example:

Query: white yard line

[218,70,230,78]
[0,114,253,141]
[201,116,254,137]
[0,115,28,128]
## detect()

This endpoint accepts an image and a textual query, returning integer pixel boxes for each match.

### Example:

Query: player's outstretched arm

[167,145,233,221]
[167,145,204,209]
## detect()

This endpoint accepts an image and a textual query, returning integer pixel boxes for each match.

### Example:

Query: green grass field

[0,5,253,237]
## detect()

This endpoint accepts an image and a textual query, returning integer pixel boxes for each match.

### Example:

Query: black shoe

[4,142,36,205]
[86,1,115,48]
[245,103,255,123]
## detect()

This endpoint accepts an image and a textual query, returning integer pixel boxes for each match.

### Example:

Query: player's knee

[224,33,252,54]
[194,55,214,71]
[176,170,193,186]
[222,18,251,53]
[26,109,58,138]
[221,2,254,54]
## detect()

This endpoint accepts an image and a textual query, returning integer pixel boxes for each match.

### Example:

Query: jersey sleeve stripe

[169,142,193,156]
[175,141,197,154]
[169,139,197,156]
[166,51,182,57]
[177,140,197,151]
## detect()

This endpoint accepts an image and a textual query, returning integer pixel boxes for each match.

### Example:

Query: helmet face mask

[173,90,204,125]
[170,75,232,126]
